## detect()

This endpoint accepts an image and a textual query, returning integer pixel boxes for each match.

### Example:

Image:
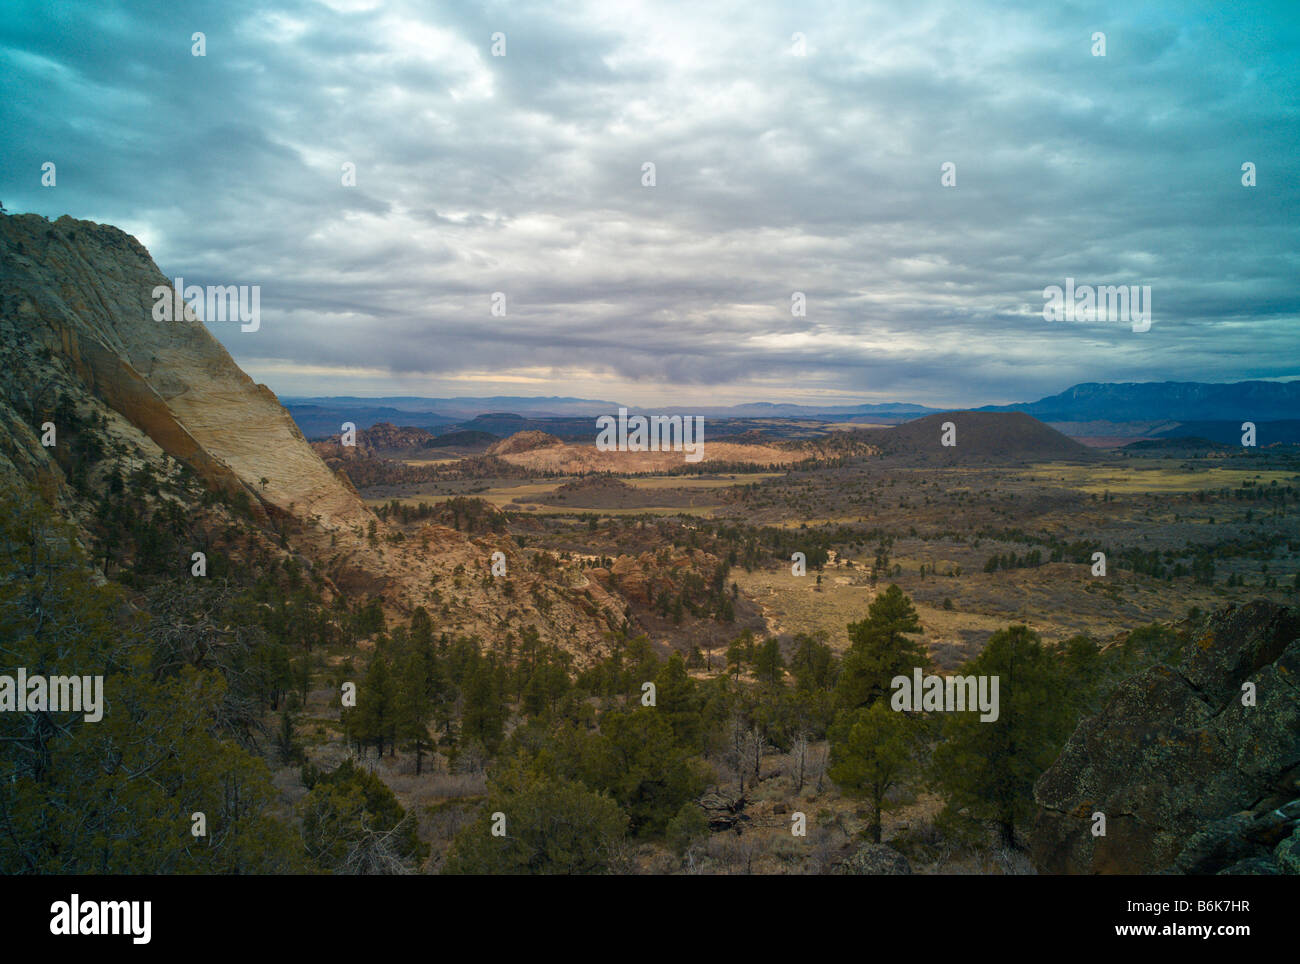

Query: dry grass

[497,441,803,474]
[1025,462,1296,494]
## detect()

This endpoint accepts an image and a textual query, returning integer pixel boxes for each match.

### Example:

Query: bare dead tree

[337,813,415,875]
[792,728,810,793]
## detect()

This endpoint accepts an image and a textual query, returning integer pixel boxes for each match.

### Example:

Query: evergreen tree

[393,647,434,774]
[442,768,626,875]
[753,637,785,688]
[0,484,306,873]
[571,708,707,837]
[828,702,921,843]
[931,625,1078,847]
[460,658,506,753]
[834,584,927,710]
[653,652,701,748]
[789,632,836,692]
[348,650,395,757]
[299,759,426,873]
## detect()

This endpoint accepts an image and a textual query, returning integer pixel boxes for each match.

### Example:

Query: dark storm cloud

[1,0,1296,406]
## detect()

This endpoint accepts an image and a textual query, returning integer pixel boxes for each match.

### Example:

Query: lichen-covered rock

[1163,802,1299,875]
[1218,856,1281,875]
[1031,602,1300,874]
[1275,826,1300,874]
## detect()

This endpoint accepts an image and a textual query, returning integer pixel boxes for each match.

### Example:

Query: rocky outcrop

[1031,601,1300,874]
[1276,824,1300,873]
[607,554,653,605]
[0,213,369,530]
[699,789,749,832]
[313,421,449,458]
[588,547,725,609]
[487,430,564,455]
[1162,800,1300,874]
[0,212,626,662]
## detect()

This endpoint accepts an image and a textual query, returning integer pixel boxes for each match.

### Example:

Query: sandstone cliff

[0,213,368,529]
[0,212,623,661]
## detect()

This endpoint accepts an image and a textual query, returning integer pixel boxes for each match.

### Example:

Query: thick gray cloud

[2,0,1296,407]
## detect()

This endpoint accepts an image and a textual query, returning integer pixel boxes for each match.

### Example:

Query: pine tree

[931,625,1078,847]
[828,702,920,843]
[654,652,701,748]
[753,637,785,687]
[789,632,836,692]
[0,483,306,873]
[834,584,928,710]
[393,648,433,774]
[350,651,395,757]
[443,768,626,875]
[461,659,505,753]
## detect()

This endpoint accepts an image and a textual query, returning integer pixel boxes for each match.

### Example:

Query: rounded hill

[876,411,1097,463]
[486,430,566,456]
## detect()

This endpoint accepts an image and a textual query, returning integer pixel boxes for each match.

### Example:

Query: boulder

[1032,602,1300,874]
[699,788,749,832]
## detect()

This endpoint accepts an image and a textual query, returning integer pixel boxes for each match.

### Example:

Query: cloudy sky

[2,0,1297,407]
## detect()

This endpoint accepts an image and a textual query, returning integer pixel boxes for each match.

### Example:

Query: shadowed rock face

[0,213,369,529]
[1032,601,1300,874]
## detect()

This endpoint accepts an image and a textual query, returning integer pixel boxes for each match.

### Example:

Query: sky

[2,0,1297,408]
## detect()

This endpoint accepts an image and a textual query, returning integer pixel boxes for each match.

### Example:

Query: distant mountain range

[284,380,1299,440]
[284,395,621,419]
[1147,420,1300,445]
[281,395,938,438]
[978,381,1300,422]
[285,403,458,437]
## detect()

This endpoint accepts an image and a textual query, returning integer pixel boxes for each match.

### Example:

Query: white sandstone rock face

[0,213,369,530]
[1,212,624,662]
